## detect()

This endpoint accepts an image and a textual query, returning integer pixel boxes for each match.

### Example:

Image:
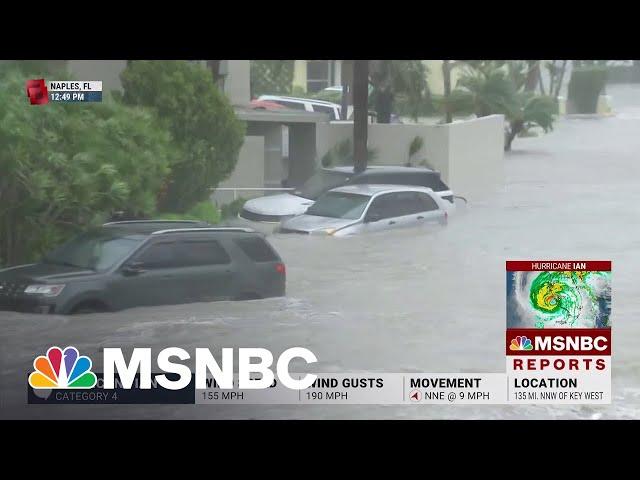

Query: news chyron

[26,79,102,105]
[27,260,612,406]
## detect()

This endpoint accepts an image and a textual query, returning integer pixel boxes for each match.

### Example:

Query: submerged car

[0,221,286,314]
[239,166,454,228]
[278,185,451,236]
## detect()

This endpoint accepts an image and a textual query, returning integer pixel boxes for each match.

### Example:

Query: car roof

[326,165,436,174]
[258,95,340,107]
[329,184,436,196]
[101,220,257,236]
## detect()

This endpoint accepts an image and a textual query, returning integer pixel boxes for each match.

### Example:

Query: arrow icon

[409,390,421,402]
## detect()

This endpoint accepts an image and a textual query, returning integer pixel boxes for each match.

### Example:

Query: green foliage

[567,66,608,113]
[370,60,429,121]
[251,60,295,97]
[0,66,173,266]
[160,200,221,224]
[320,139,379,167]
[408,136,424,159]
[520,94,557,132]
[457,65,520,117]
[451,61,557,150]
[312,89,342,103]
[220,197,247,219]
[120,61,245,212]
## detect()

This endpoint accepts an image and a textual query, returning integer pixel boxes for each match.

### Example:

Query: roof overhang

[235,107,330,124]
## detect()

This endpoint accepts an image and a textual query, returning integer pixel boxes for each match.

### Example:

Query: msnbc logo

[29,346,97,389]
[509,336,533,351]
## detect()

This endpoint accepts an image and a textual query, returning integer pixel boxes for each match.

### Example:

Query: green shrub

[251,61,294,97]
[220,197,248,219]
[0,65,173,266]
[161,200,221,224]
[567,66,608,113]
[321,139,379,167]
[120,61,245,213]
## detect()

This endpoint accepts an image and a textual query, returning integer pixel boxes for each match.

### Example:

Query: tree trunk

[505,119,524,151]
[525,61,539,92]
[341,81,349,120]
[443,60,452,124]
[375,87,393,123]
[353,60,369,174]
[553,60,568,99]
[207,60,222,89]
[538,65,546,95]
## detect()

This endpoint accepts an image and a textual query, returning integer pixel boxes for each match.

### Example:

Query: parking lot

[2,84,640,419]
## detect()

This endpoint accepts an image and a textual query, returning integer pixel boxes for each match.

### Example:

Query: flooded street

[2,84,640,419]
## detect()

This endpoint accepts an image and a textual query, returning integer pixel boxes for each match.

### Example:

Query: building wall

[445,115,505,201]
[210,135,265,205]
[66,60,128,93]
[246,123,285,188]
[224,60,250,106]
[293,60,307,91]
[423,60,463,96]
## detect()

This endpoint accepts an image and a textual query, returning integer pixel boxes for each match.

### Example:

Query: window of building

[307,60,333,93]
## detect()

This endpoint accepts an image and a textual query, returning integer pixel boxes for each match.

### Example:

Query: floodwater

[2,85,640,419]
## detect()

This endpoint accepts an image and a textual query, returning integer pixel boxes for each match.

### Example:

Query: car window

[42,231,146,272]
[389,191,428,216]
[134,242,176,269]
[416,193,440,212]
[174,240,231,266]
[312,104,338,120]
[234,237,279,262]
[274,100,306,111]
[366,193,397,220]
[306,192,371,219]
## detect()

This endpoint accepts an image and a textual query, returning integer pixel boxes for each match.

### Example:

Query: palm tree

[443,60,452,123]
[454,61,557,151]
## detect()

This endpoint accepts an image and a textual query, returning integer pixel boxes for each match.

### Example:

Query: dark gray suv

[0,221,286,314]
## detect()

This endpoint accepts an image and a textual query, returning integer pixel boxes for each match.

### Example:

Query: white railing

[210,187,296,201]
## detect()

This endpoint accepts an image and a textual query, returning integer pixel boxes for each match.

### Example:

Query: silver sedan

[278,185,453,237]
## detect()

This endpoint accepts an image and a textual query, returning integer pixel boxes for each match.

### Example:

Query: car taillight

[276,263,286,275]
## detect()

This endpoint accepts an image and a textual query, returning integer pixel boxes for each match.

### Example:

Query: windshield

[42,231,146,271]
[305,192,371,219]
[296,170,351,200]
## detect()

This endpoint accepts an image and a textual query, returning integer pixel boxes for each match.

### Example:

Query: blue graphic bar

[49,91,103,103]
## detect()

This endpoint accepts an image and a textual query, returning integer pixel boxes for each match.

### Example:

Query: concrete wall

[66,60,127,93]
[246,123,285,188]
[224,60,250,106]
[315,115,505,202]
[444,115,505,202]
[210,136,265,205]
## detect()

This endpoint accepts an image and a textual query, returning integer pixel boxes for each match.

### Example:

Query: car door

[361,193,402,233]
[383,191,428,230]
[110,240,186,309]
[414,192,446,226]
[172,238,235,303]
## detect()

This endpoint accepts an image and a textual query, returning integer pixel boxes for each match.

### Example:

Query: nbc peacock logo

[509,335,534,351]
[29,346,97,389]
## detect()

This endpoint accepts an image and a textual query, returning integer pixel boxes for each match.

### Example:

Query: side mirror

[122,261,146,276]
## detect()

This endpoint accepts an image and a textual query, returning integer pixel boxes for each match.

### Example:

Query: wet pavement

[2,84,640,419]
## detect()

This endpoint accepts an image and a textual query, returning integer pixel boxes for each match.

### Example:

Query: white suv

[258,95,341,120]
